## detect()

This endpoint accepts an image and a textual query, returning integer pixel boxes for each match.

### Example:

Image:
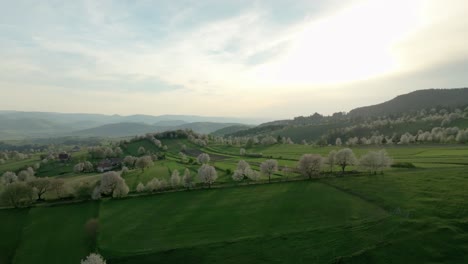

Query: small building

[71,146,81,152]
[58,153,71,162]
[97,158,122,173]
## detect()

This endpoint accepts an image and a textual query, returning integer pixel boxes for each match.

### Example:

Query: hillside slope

[349,88,468,117]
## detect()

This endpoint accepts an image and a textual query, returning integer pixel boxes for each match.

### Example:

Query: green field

[1,140,468,263]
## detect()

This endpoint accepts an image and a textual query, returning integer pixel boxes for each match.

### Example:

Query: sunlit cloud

[0,0,467,118]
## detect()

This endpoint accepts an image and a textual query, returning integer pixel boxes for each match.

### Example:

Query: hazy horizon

[1,0,468,119]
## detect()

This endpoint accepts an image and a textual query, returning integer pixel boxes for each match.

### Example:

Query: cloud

[0,0,467,118]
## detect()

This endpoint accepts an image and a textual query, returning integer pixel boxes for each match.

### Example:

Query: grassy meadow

[0,139,467,263]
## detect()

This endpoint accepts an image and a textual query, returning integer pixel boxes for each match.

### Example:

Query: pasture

[0,140,467,263]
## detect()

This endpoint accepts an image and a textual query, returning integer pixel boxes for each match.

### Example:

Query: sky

[1,0,468,119]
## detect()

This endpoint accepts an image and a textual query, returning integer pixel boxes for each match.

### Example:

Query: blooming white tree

[138,146,146,155]
[232,160,257,182]
[99,171,129,198]
[179,152,188,163]
[247,170,261,181]
[1,171,18,185]
[136,182,145,192]
[121,166,129,176]
[335,148,357,173]
[135,156,154,172]
[123,156,136,167]
[261,136,277,145]
[197,153,211,164]
[17,169,35,182]
[171,170,181,188]
[359,150,393,174]
[297,154,323,179]
[359,151,380,174]
[335,138,342,146]
[112,178,129,198]
[74,163,85,173]
[240,148,246,156]
[376,150,393,173]
[260,159,278,183]
[146,178,161,192]
[81,253,106,264]
[198,164,218,188]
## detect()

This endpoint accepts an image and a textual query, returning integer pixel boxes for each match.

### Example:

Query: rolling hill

[224,88,468,141]
[69,122,245,138]
[349,88,468,117]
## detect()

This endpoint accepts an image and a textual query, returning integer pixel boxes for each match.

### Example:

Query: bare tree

[335,148,357,173]
[197,153,211,164]
[50,178,66,199]
[198,164,218,188]
[27,177,52,200]
[182,168,194,190]
[326,150,337,172]
[281,166,293,181]
[84,218,99,248]
[298,154,323,179]
[260,159,278,183]
[0,182,35,208]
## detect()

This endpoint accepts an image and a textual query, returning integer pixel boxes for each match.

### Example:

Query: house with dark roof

[58,153,71,162]
[97,158,123,172]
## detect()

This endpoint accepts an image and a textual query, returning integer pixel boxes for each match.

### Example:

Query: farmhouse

[58,152,71,162]
[97,158,123,172]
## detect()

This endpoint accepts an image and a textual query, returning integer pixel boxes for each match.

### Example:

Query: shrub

[391,162,416,168]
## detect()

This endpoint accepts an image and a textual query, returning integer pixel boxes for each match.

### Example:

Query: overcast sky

[1,0,467,119]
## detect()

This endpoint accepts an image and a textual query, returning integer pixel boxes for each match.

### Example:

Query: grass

[98,181,388,261]
[11,202,99,264]
[123,139,162,156]
[0,156,40,175]
[1,141,468,263]
[0,209,28,264]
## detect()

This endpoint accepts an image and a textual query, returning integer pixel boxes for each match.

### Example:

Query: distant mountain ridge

[69,122,243,138]
[0,111,269,140]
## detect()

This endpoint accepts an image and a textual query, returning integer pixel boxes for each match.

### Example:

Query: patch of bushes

[391,162,416,168]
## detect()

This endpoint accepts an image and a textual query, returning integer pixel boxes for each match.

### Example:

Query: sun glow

[251,0,424,86]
